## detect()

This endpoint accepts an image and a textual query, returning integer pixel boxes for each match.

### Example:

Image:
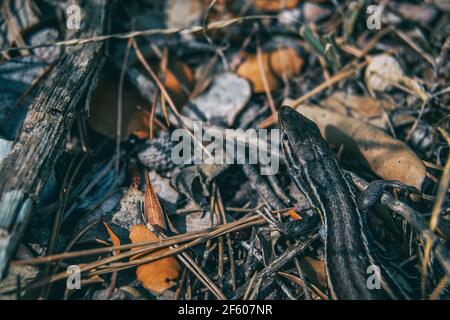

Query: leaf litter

[0,0,450,301]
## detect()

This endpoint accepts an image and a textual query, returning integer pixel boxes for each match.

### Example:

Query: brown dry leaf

[129,224,181,295]
[88,58,193,141]
[320,92,416,129]
[162,58,194,108]
[236,48,303,93]
[285,101,427,190]
[144,172,166,229]
[321,92,395,118]
[300,257,327,289]
[103,222,121,255]
[88,78,149,140]
[129,172,181,294]
[254,0,300,12]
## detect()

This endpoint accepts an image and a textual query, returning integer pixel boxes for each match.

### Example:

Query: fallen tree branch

[0,0,108,279]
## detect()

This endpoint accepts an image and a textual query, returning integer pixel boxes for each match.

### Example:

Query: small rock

[365,55,403,93]
[29,28,61,63]
[186,209,217,233]
[111,188,145,231]
[91,288,128,300]
[183,72,251,127]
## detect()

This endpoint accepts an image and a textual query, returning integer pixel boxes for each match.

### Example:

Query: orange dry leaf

[129,172,181,294]
[129,224,181,295]
[254,0,300,11]
[288,209,302,220]
[144,172,166,229]
[103,222,121,255]
[236,48,303,93]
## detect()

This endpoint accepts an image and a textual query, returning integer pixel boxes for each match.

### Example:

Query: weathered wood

[0,0,107,278]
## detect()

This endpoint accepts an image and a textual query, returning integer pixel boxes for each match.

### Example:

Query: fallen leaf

[285,101,427,190]
[320,92,417,129]
[254,0,299,11]
[162,58,194,108]
[129,172,181,295]
[88,77,149,140]
[103,222,121,255]
[288,209,302,220]
[129,224,181,295]
[321,92,395,118]
[144,172,166,229]
[300,257,327,289]
[236,48,303,93]
[88,58,193,140]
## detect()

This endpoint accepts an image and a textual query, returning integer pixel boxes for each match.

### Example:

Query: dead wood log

[0,0,108,278]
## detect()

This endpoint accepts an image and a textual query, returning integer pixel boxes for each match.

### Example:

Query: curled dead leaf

[129,224,181,295]
[236,47,303,93]
[285,101,426,190]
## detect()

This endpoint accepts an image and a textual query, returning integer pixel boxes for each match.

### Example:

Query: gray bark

[0,0,108,278]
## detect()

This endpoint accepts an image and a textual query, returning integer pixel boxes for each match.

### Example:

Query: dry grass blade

[256,37,276,116]
[2,213,268,295]
[422,128,450,294]
[0,15,275,54]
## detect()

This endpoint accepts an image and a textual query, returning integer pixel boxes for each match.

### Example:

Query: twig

[347,171,450,279]
[232,234,319,299]
[0,15,275,54]
[260,61,368,128]
[423,128,450,294]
